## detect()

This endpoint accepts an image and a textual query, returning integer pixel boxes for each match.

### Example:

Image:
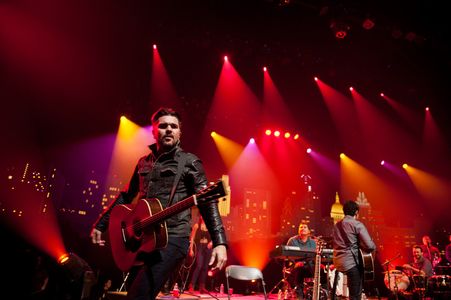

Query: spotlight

[284,132,291,139]
[274,131,280,137]
[362,18,375,30]
[380,160,385,166]
[330,20,350,39]
[59,252,92,282]
[153,44,157,50]
[263,66,267,72]
[293,134,300,140]
[306,148,312,154]
[249,138,255,144]
[265,129,272,136]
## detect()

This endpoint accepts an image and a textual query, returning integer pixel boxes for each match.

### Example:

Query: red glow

[380,160,385,165]
[274,131,280,137]
[265,129,271,135]
[380,92,385,97]
[284,132,291,139]
[314,77,318,81]
[263,66,267,72]
[349,86,354,91]
[150,44,178,108]
[425,107,429,111]
[153,44,157,50]
[249,138,255,144]
[224,55,228,61]
[306,148,312,153]
[293,134,299,140]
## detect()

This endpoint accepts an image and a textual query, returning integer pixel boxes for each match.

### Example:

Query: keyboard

[269,245,333,261]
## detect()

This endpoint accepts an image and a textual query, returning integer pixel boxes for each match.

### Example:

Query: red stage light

[153,44,157,50]
[263,66,267,72]
[249,138,255,144]
[425,107,429,111]
[349,87,354,91]
[265,129,271,135]
[284,132,291,139]
[224,56,228,62]
[380,160,385,166]
[274,131,280,137]
[306,148,312,154]
[380,92,385,97]
[314,77,318,81]
[293,134,299,140]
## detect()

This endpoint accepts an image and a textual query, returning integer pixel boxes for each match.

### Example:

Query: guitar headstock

[196,178,230,204]
[315,237,326,254]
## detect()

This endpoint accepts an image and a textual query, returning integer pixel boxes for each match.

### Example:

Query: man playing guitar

[90,107,228,300]
[332,200,376,300]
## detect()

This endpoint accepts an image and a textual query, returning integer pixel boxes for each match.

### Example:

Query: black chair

[225,265,267,300]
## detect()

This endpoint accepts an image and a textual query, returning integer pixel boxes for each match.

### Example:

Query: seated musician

[286,222,316,299]
[403,245,434,277]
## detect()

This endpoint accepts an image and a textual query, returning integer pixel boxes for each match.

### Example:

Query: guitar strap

[167,153,188,208]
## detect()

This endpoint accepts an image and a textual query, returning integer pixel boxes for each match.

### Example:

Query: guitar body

[109,198,168,272]
[107,179,228,272]
[359,250,375,281]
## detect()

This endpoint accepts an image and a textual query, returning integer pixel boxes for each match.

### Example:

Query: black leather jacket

[93,144,227,248]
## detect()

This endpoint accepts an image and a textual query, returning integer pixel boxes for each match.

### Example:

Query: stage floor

[107,291,388,300]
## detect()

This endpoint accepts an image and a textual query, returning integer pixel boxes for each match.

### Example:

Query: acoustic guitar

[108,179,228,272]
[359,249,375,282]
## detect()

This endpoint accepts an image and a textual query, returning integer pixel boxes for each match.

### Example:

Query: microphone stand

[382,254,401,300]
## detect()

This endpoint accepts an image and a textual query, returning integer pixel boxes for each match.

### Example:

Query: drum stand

[269,261,295,299]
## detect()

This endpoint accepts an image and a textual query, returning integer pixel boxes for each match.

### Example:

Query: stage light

[58,253,70,264]
[402,163,408,169]
[153,44,157,50]
[380,92,385,97]
[263,66,267,72]
[59,252,93,282]
[284,132,291,139]
[425,107,429,111]
[340,153,345,159]
[224,56,228,62]
[265,129,272,136]
[249,138,255,144]
[314,77,318,81]
[380,160,385,166]
[330,20,350,39]
[120,115,127,122]
[274,131,280,137]
[306,148,312,154]
[362,18,375,30]
[211,131,217,137]
[349,87,354,91]
[293,134,299,140]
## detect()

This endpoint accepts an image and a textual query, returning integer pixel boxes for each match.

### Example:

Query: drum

[384,270,410,292]
[428,275,451,292]
[411,275,427,292]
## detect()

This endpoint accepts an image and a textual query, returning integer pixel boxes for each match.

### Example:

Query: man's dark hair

[343,200,359,216]
[151,107,181,125]
[413,245,423,252]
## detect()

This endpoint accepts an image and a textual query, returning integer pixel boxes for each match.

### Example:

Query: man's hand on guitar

[91,228,106,246]
[209,245,227,270]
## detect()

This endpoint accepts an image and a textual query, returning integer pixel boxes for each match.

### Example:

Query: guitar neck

[142,195,195,228]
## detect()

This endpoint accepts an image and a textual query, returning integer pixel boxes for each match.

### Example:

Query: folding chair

[225,265,267,300]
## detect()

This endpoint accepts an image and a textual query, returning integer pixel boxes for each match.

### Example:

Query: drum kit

[383,264,451,299]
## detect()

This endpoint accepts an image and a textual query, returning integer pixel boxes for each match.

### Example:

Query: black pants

[126,236,190,300]
[344,266,362,300]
